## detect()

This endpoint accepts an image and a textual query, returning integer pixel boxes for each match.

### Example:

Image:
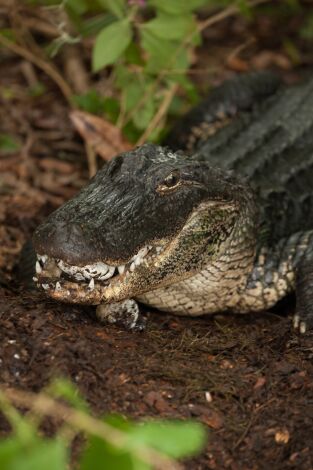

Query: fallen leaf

[251,50,292,70]
[227,55,249,72]
[70,110,132,162]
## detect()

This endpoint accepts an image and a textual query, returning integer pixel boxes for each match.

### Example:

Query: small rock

[275,429,290,444]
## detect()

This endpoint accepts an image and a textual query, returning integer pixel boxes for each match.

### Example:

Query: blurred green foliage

[0,378,207,470]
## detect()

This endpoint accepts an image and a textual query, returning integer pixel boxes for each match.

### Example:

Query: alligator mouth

[34,242,167,305]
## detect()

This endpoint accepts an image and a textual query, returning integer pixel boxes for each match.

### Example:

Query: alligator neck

[138,188,258,315]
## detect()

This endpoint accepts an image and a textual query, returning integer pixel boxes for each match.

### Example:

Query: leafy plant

[0,378,207,469]
[19,0,254,142]
[1,0,308,144]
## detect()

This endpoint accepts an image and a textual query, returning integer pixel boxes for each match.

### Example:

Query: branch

[137,83,178,145]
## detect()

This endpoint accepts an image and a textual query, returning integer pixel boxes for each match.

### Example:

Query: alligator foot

[96,299,146,331]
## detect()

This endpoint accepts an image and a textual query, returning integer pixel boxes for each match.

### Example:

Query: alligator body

[33,72,313,333]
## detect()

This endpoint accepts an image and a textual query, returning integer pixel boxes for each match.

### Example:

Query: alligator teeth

[300,321,307,334]
[134,257,142,266]
[33,276,38,282]
[39,242,158,285]
[35,261,42,274]
[38,255,47,264]
[88,278,95,290]
[55,281,61,291]
[99,266,115,280]
[118,265,125,275]
[42,283,49,290]
[137,246,148,258]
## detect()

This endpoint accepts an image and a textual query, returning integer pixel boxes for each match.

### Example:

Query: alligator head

[33,144,255,305]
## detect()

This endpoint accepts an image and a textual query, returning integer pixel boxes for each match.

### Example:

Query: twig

[136,83,178,145]
[197,0,270,34]
[0,34,73,105]
[3,387,181,470]
[62,45,90,94]
[85,142,97,177]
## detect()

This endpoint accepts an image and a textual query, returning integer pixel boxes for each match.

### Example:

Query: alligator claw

[96,299,146,331]
[293,313,308,334]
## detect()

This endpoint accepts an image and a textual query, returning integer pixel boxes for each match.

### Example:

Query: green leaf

[0,134,20,154]
[47,378,89,412]
[11,439,68,470]
[104,414,133,431]
[141,30,189,73]
[122,76,156,130]
[115,64,133,87]
[168,95,184,116]
[79,435,147,470]
[124,80,145,111]
[0,439,23,469]
[128,420,207,459]
[66,0,88,15]
[167,74,199,103]
[143,13,197,40]
[122,121,142,143]
[133,97,155,130]
[98,0,126,19]
[73,90,105,114]
[103,97,120,121]
[148,0,209,14]
[0,438,68,470]
[92,19,132,72]
[80,13,116,37]
[124,43,144,65]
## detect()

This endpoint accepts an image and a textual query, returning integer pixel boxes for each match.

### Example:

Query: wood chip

[275,429,290,445]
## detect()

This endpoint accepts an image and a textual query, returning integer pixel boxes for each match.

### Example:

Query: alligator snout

[33,218,97,266]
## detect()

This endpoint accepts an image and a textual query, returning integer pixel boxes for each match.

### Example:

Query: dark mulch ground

[1,288,313,469]
[1,7,313,469]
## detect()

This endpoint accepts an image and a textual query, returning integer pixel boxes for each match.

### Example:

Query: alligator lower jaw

[34,277,115,305]
[33,243,167,304]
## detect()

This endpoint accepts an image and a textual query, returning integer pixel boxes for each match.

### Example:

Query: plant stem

[0,34,73,105]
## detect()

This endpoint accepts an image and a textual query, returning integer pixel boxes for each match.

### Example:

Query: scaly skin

[32,72,313,333]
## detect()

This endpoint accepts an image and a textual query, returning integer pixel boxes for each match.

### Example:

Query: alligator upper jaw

[33,242,167,304]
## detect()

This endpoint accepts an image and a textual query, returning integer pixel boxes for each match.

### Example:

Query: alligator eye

[163,173,179,187]
[157,171,181,194]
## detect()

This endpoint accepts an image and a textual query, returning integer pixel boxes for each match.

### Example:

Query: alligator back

[190,76,313,245]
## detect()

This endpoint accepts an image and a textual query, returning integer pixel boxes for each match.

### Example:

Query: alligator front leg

[238,230,313,333]
[293,247,313,334]
[96,299,146,331]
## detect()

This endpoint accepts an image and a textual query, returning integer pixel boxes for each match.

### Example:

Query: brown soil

[1,6,313,469]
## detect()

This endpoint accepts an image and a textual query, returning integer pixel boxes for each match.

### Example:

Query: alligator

[32,72,313,333]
